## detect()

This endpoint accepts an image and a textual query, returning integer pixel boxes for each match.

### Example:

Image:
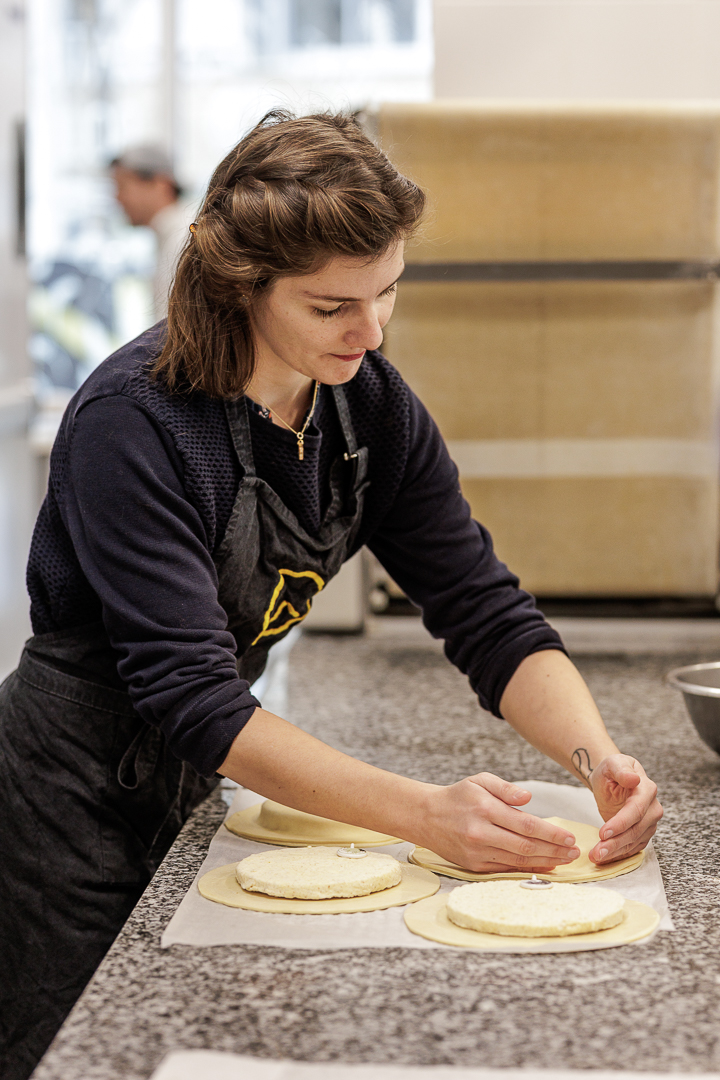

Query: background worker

[110,144,196,319]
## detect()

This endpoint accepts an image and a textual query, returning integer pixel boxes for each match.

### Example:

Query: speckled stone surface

[31,632,720,1080]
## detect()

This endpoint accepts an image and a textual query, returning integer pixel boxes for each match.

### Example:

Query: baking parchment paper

[151,1051,708,1080]
[160,781,672,950]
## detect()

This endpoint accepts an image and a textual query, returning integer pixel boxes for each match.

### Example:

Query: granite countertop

[32,629,720,1080]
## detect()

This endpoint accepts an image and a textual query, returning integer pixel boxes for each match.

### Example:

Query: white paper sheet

[150,1052,714,1080]
[160,781,672,950]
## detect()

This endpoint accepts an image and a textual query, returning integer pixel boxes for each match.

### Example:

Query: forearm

[219,702,587,872]
[219,707,436,844]
[499,649,619,786]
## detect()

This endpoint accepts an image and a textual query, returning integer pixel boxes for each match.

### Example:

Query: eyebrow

[303,274,403,303]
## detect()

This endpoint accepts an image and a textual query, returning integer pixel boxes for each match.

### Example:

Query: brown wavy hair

[154,109,425,398]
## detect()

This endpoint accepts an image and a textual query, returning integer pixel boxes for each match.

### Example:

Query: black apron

[0,386,367,1080]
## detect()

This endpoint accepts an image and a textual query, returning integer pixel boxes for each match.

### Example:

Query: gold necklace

[253,380,320,461]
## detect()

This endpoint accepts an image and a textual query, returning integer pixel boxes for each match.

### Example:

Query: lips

[330,351,365,362]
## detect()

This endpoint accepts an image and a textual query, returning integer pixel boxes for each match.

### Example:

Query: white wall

[434,0,720,99]
[0,4,28,387]
[0,0,37,676]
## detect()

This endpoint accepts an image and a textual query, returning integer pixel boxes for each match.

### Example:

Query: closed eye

[312,282,397,320]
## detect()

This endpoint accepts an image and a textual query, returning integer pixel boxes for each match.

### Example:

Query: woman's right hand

[417,772,580,872]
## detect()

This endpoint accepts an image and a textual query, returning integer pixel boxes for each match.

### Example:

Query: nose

[344,306,384,351]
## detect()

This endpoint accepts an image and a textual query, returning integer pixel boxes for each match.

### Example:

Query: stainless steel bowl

[667,662,720,755]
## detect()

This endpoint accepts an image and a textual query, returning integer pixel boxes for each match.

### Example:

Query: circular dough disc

[198,861,439,914]
[225,802,401,848]
[404,894,660,953]
[409,818,644,883]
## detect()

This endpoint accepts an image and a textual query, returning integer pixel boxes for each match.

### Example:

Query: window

[249,0,419,53]
[290,0,415,46]
[29,0,432,394]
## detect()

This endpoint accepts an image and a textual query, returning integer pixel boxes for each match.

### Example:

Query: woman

[0,111,662,1079]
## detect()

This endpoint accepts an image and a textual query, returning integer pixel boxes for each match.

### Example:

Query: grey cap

[110,144,175,180]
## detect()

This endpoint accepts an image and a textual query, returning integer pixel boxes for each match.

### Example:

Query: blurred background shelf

[380,99,720,599]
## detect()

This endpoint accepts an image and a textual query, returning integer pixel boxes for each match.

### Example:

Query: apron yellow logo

[252,568,325,645]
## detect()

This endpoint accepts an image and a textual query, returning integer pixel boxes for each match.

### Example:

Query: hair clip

[189,222,198,234]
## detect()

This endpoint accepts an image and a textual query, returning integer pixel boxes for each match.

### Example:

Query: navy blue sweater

[26,325,564,776]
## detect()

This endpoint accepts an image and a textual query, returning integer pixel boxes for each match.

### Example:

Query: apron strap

[331,385,358,458]
[224,396,257,477]
[227,386,359,474]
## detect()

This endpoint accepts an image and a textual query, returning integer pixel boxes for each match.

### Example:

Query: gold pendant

[298,436,304,461]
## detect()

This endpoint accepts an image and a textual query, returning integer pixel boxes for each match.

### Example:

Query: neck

[247,370,315,431]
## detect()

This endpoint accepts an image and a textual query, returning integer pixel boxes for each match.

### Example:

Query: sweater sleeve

[368,390,565,717]
[62,394,259,776]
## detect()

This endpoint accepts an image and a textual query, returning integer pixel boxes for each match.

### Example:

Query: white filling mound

[236,846,402,899]
[446,880,626,937]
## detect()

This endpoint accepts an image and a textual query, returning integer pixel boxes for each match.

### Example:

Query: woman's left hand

[588,754,663,864]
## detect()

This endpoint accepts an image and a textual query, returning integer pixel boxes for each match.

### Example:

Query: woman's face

[250,242,405,387]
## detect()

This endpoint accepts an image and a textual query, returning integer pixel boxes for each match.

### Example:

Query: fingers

[467,773,578,844]
[598,778,662,843]
[588,755,663,864]
[470,772,532,806]
[488,815,580,863]
[593,753,644,799]
[494,803,578,849]
[483,824,579,863]
[590,805,662,863]
[605,762,641,790]
[463,776,580,865]
[461,850,577,874]
[599,798,644,842]
[429,772,581,873]
[589,821,657,864]
[459,835,581,873]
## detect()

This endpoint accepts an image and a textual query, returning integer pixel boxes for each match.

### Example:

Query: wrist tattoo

[572,748,593,784]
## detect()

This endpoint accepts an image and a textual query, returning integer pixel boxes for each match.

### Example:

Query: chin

[318,360,364,385]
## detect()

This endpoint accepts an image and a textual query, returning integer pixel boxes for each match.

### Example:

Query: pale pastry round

[225,800,400,847]
[259,801,358,839]
[409,818,644,883]
[446,880,625,937]
[236,846,402,899]
[404,893,660,953]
